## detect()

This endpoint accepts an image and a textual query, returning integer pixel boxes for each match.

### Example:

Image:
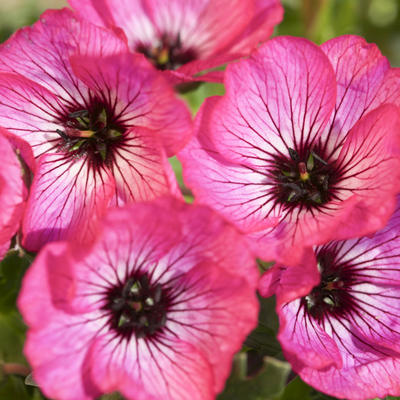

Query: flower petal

[211,36,336,165]
[88,333,214,400]
[22,154,115,251]
[70,53,192,156]
[108,127,181,206]
[320,35,391,157]
[0,8,127,103]
[0,131,26,258]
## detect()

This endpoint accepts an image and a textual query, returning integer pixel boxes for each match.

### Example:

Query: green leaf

[0,311,27,364]
[180,82,225,115]
[218,356,291,400]
[276,377,312,400]
[101,393,125,400]
[0,250,31,313]
[244,295,282,359]
[0,375,43,400]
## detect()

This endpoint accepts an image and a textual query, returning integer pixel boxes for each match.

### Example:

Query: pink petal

[145,0,253,58]
[226,0,284,54]
[211,36,336,165]
[68,0,157,51]
[22,153,115,252]
[108,127,181,206]
[167,261,258,392]
[70,53,192,156]
[370,67,400,109]
[0,131,26,257]
[88,334,214,400]
[279,300,343,371]
[0,8,127,103]
[320,35,391,157]
[18,242,103,400]
[0,72,66,159]
[258,247,320,306]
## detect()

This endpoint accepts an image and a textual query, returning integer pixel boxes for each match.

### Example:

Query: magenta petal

[70,53,192,156]
[279,300,343,371]
[0,8,127,101]
[0,131,25,258]
[88,334,214,400]
[19,198,258,399]
[227,0,284,54]
[107,127,180,205]
[320,35,391,156]
[259,247,320,306]
[211,36,336,165]
[0,72,67,159]
[22,154,115,251]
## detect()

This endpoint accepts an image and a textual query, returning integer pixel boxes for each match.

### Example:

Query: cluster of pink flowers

[2,0,400,399]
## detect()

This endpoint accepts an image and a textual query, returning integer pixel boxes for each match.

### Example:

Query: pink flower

[0,9,192,251]
[179,35,400,264]
[259,196,400,400]
[68,0,283,83]
[18,197,259,400]
[0,130,29,259]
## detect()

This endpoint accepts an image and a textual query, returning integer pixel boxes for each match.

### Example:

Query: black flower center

[136,34,197,70]
[302,247,355,322]
[103,273,169,339]
[271,146,340,209]
[56,99,126,164]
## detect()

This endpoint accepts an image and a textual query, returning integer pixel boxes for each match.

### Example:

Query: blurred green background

[0,1,399,400]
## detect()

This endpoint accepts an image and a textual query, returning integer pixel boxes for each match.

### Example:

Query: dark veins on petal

[55,97,126,165]
[270,144,341,211]
[103,272,171,340]
[302,245,357,322]
[136,33,198,70]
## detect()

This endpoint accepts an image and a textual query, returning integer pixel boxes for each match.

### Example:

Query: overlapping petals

[18,198,259,400]
[0,130,27,259]
[260,197,400,399]
[179,35,400,264]
[68,0,283,83]
[0,9,192,251]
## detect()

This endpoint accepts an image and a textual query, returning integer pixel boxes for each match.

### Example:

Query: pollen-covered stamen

[136,34,198,70]
[104,273,169,339]
[302,248,354,322]
[271,147,339,208]
[57,101,125,163]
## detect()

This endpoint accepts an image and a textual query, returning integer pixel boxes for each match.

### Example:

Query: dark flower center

[136,34,198,70]
[103,273,169,339]
[302,247,355,322]
[56,99,126,164]
[271,146,340,209]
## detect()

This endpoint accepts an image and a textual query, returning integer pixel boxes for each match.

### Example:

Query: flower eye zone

[271,146,340,210]
[136,34,198,70]
[302,247,354,322]
[103,273,169,339]
[56,99,126,164]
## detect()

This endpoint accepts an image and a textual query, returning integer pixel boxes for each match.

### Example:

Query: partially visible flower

[179,35,400,264]
[18,197,259,400]
[68,0,283,83]
[0,9,192,251]
[0,130,28,259]
[259,196,400,400]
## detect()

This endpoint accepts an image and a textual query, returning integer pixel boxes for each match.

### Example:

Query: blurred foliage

[0,1,399,400]
[279,0,400,66]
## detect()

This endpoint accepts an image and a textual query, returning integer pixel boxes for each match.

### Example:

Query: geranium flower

[18,197,259,400]
[179,35,400,264]
[0,130,29,259]
[68,0,283,83]
[0,9,192,251]
[259,197,400,400]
